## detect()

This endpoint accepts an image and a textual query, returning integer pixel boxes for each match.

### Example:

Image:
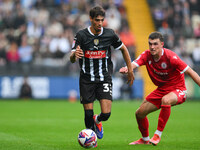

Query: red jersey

[133,48,189,91]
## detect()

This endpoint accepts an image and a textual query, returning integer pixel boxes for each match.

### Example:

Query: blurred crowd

[0,0,136,76]
[148,0,200,68]
[0,0,199,76]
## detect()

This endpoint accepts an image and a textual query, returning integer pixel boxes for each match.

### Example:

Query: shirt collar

[87,26,103,36]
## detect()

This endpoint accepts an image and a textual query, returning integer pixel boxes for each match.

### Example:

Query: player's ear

[89,16,93,22]
[161,42,164,47]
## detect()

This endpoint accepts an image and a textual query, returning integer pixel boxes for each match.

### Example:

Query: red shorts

[146,88,187,109]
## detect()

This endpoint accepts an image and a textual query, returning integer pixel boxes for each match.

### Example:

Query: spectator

[120,26,136,59]
[106,5,121,32]
[151,7,165,28]
[36,6,50,26]
[192,42,200,65]
[120,26,136,48]
[194,22,200,38]
[27,19,43,39]
[0,48,7,66]
[13,6,26,29]
[19,76,32,99]
[46,18,64,37]
[18,34,33,64]
[189,0,200,14]
[158,21,173,47]
[6,41,20,64]
[18,34,33,73]
[49,33,70,58]
[0,33,8,66]
[191,12,200,31]
[181,17,194,38]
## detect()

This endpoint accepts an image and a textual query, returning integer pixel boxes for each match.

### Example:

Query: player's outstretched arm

[185,67,200,87]
[119,62,137,74]
[70,45,84,63]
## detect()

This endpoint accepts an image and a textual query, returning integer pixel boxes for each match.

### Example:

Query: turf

[0,100,199,150]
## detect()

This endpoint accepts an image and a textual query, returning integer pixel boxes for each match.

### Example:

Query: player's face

[148,38,164,56]
[90,15,104,34]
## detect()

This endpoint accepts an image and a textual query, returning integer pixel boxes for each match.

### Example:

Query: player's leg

[96,82,112,123]
[98,99,112,121]
[129,100,158,145]
[151,90,186,145]
[80,78,96,131]
[93,99,112,139]
[94,99,112,126]
[158,92,178,132]
[83,103,95,131]
[93,82,112,139]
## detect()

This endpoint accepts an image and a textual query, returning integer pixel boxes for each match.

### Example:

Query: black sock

[84,109,94,130]
[97,112,111,122]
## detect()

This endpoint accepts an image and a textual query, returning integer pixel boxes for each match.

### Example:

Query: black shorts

[79,78,113,104]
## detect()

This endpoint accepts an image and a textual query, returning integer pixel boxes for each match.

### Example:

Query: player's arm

[120,50,146,74]
[70,45,84,63]
[119,61,138,74]
[119,44,135,86]
[185,67,200,87]
[70,51,76,63]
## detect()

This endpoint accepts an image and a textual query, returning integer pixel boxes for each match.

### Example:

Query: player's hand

[119,67,134,86]
[75,45,84,59]
[127,71,134,86]
[119,67,128,74]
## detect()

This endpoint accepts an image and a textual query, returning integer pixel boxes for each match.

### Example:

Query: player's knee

[100,112,111,121]
[135,110,141,118]
[161,97,171,105]
[135,109,145,119]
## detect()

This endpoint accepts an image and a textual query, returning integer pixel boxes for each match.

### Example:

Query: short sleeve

[71,32,82,52]
[133,50,148,67]
[111,31,123,50]
[170,54,188,74]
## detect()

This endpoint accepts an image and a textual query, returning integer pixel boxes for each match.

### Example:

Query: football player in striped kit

[70,6,134,141]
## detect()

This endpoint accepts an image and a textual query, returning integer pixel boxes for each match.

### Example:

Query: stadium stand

[147,0,200,74]
[0,0,199,76]
[0,0,136,76]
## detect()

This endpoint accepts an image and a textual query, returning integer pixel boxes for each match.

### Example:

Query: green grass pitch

[0,99,200,150]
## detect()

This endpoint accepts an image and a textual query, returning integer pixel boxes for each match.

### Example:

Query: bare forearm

[120,44,134,85]
[121,45,133,72]
[190,71,200,87]
[186,67,200,87]
[131,61,138,70]
[70,51,76,63]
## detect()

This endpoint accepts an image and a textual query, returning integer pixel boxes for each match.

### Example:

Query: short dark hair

[148,31,164,42]
[89,6,105,19]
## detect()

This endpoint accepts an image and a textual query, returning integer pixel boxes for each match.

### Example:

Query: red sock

[136,116,149,137]
[157,105,171,131]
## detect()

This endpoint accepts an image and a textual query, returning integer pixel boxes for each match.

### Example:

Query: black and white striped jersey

[72,26,123,82]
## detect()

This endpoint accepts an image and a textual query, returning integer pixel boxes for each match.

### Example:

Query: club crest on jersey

[94,39,99,45]
[161,62,167,69]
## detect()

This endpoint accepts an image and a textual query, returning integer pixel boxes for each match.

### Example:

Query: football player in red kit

[120,31,200,145]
